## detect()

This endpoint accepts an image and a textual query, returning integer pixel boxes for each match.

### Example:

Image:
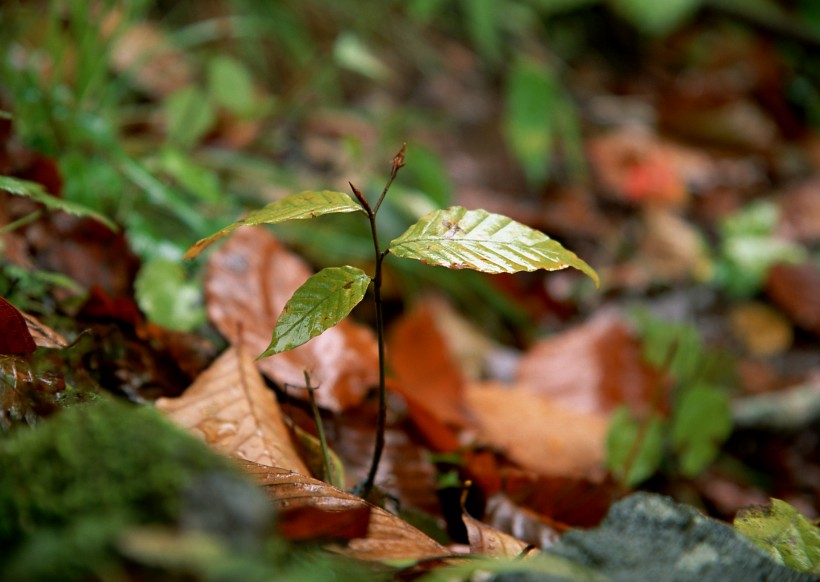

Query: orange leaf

[465,381,607,478]
[205,228,378,411]
[516,313,664,416]
[388,300,470,427]
[240,460,449,561]
[156,346,309,475]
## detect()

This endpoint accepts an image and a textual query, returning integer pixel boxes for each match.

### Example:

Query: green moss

[0,398,243,578]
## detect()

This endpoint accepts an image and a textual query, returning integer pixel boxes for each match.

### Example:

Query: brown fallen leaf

[205,228,378,411]
[516,313,664,416]
[639,208,712,283]
[464,381,607,478]
[729,302,793,357]
[766,262,820,337]
[239,460,449,561]
[463,511,535,558]
[156,346,309,475]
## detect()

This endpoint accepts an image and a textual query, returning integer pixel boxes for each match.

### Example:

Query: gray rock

[536,492,814,582]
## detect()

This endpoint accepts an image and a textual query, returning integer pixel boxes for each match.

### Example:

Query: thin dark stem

[356,144,406,499]
[360,207,386,499]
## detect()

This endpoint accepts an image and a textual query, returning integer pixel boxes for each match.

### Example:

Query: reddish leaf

[277,505,371,542]
[587,129,713,207]
[239,460,448,561]
[500,471,616,529]
[205,228,378,411]
[0,297,36,356]
[516,313,665,416]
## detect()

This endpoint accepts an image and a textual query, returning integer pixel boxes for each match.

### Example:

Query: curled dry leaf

[484,494,561,550]
[156,346,309,475]
[516,313,664,416]
[463,511,535,558]
[239,459,449,562]
[205,228,378,411]
[22,311,68,349]
[465,381,607,478]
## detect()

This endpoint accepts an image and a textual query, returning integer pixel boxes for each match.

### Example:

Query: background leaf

[609,0,701,35]
[671,384,732,477]
[0,176,117,231]
[134,258,204,332]
[388,206,599,284]
[186,190,364,259]
[260,266,370,357]
[606,407,665,487]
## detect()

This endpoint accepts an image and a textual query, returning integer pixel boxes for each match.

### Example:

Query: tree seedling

[185,145,599,498]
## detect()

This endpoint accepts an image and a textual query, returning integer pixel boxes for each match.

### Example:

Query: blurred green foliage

[607,312,735,486]
[3,0,819,334]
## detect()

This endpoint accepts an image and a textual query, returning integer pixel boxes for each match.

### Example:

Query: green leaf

[259,266,370,357]
[606,407,665,487]
[0,175,117,231]
[734,499,820,574]
[504,59,558,185]
[388,206,599,284]
[672,384,732,477]
[333,32,391,82]
[207,55,257,117]
[164,86,216,148]
[135,258,205,332]
[185,190,365,259]
[610,0,701,35]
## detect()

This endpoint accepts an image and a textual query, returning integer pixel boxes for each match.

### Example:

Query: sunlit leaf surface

[261,266,370,357]
[734,499,820,574]
[185,190,364,258]
[389,206,599,284]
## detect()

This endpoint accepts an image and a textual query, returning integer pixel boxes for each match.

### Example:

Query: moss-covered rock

[0,398,273,580]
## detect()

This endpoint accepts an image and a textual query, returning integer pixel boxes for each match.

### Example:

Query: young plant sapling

[186,145,599,498]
